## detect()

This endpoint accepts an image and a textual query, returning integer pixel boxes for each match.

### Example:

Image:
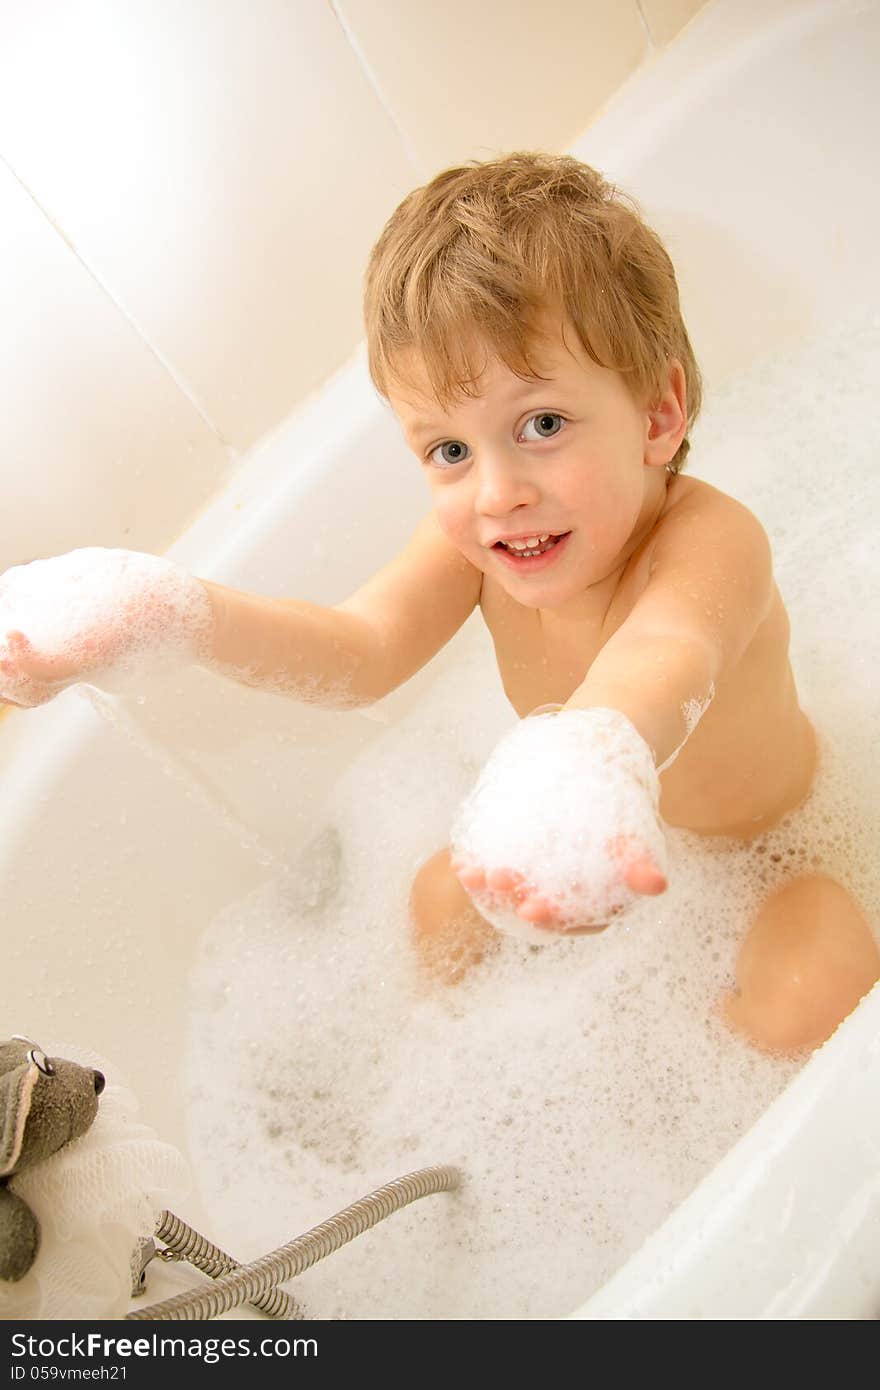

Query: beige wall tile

[0,159,231,571]
[0,2,418,454]
[639,0,707,48]
[336,0,648,174]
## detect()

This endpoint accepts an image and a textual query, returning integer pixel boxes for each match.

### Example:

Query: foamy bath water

[181,310,880,1319]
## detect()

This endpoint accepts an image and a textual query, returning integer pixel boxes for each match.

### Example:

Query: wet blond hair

[364,151,701,472]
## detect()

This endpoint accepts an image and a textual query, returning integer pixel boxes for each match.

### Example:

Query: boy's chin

[496,574,583,610]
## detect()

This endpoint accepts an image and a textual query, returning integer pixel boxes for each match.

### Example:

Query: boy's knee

[410,848,463,937]
[723,873,880,1053]
[409,847,499,984]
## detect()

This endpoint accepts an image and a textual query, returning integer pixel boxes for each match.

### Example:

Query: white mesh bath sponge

[0,1043,191,1320]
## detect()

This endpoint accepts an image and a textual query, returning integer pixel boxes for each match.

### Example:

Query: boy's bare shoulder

[626,475,775,663]
[649,475,771,573]
[656,473,763,527]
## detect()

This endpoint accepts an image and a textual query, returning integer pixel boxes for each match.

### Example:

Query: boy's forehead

[389,320,584,427]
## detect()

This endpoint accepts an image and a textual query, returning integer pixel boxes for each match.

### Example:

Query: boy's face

[388,319,682,611]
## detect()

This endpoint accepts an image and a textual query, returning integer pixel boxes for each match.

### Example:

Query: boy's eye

[428,440,470,467]
[521,412,564,440]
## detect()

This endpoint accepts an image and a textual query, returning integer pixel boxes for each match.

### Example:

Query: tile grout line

[634,0,658,52]
[327,0,426,179]
[0,150,235,459]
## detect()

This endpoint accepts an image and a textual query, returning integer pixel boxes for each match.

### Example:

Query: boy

[1,153,877,1052]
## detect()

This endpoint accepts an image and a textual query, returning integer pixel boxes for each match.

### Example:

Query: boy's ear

[645,359,687,467]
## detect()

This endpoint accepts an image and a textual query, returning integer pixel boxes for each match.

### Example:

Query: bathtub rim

[3,0,880,1323]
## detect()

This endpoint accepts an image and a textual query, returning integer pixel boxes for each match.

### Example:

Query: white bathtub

[2,0,879,1319]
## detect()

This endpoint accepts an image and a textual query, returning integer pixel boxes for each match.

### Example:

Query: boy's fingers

[487,867,523,892]
[2,650,59,683]
[624,857,667,895]
[606,834,666,895]
[517,895,558,924]
[4,630,49,674]
[456,865,487,891]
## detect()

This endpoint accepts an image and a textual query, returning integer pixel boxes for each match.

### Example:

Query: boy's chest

[479,564,648,718]
[487,623,593,716]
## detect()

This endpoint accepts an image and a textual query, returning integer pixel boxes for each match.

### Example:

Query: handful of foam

[0,548,212,705]
[450,708,666,943]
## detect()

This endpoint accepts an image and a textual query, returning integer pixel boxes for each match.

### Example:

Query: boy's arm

[203,511,482,705]
[0,515,480,709]
[564,485,774,764]
[450,488,774,933]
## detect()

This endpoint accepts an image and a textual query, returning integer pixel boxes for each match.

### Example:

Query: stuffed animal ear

[0,1064,38,1178]
[0,1186,40,1282]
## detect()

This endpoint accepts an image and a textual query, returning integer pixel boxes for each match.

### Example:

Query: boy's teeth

[503,533,556,556]
[506,534,549,551]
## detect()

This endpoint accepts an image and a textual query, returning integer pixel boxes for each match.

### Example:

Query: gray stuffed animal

[0,1037,105,1282]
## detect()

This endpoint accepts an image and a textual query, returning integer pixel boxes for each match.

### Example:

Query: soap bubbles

[451,708,666,939]
[181,309,880,1318]
[0,548,212,706]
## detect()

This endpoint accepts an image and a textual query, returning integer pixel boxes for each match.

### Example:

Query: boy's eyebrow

[397,415,441,447]
[405,419,448,443]
[402,377,565,442]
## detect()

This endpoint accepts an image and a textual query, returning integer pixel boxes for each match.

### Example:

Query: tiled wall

[0,0,705,571]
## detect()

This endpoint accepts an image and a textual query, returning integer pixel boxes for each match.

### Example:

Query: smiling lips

[492,531,571,569]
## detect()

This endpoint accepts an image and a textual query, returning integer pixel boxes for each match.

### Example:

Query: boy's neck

[539,466,674,629]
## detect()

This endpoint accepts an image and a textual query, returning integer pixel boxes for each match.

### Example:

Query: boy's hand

[450,708,667,942]
[0,549,212,708]
[452,849,666,934]
[0,629,83,707]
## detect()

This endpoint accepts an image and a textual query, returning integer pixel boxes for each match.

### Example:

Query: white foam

[451,708,665,939]
[180,307,880,1319]
[0,548,212,705]
[657,683,715,773]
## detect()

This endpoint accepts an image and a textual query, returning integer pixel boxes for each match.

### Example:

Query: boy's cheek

[433,500,481,558]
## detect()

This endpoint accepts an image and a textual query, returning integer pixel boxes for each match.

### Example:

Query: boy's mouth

[492,531,570,568]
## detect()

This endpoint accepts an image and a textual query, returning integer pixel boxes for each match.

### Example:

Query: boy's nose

[474,451,540,516]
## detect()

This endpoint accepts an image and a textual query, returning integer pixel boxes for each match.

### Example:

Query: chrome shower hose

[127,1164,463,1321]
